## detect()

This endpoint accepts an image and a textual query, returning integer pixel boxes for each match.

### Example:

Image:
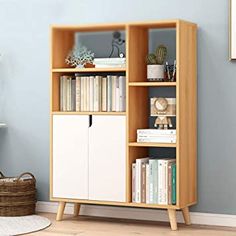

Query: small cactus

[146,44,167,65]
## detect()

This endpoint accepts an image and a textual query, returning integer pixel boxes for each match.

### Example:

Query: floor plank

[30,213,236,236]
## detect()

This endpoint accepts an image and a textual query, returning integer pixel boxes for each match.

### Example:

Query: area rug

[0,215,51,235]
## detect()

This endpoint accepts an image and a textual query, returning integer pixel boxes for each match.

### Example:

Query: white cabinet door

[89,115,126,202]
[52,115,89,199]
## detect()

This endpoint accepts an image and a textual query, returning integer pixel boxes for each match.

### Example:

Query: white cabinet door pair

[52,115,126,202]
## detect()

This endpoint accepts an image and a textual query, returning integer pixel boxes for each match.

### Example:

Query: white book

[157,159,164,204]
[138,134,176,137]
[60,76,63,111]
[137,129,176,135]
[61,75,68,112]
[146,163,150,204]
[115,77,120,112]
[89,76,94,112]
[107,76,112,111]
[135,158,149,203]
[137,137,176,143]
[66,77,72,111]
[75,76,81,111]
[111,76,117,111]
[119,76,126,112]
[102,77,107,111]
[95,64,126,68]
[99,76,102,111]
[80,77,84,111]
[94,76,101,111]
[86,77,90,111]
[94,57,126,63]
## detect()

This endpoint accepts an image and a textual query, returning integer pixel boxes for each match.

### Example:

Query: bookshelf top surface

[51,19,197,32]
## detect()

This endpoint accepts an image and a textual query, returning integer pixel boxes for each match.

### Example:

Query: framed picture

[230,0,236,59]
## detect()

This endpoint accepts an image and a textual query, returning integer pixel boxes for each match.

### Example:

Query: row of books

[137,129,176,143]
[60,75,126,112]
[93,57,126,68]
[132,158,176,205]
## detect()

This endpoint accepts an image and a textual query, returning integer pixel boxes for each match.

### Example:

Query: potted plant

[146,45,167,81]
[65,45,95,68]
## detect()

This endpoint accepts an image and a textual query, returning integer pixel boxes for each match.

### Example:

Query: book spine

[137,134,176,138]
[115,76,120,112]
[80,77,84,111]
[146,163,150,204]
[86,77,90,111]
[141,163,146,203]
[112,76,116,111]
[137,137,176,143]
[119,76,126,112]
[137,129,176,135]
[132,163,136,203]
[71,79,76,111]
[168,163,172,205]
[163,161,168,205]
[107,76,112,112]
[135,160,141,203]
[102,77,107,111]
[75,76,81,111]
[157,160,164,204]
[60,76,63,111]
[172,163,176,205]
[89,76,94,112]
[149,160,157,204]
[153,160,158,204]
[62,76,67,112]
[66,77,71,111]
[94,76,99,111]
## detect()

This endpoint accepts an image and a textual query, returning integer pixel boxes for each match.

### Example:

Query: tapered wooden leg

[168,209,178,230]
[56,202,66,221]
[182,206,191,225]
[74,203,81,216]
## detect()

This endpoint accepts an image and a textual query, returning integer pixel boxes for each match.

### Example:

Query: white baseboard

[36,201,236,228]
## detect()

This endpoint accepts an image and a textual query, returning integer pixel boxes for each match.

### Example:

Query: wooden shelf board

[52,68,126,73]
[129,82,176,87]
[52,23,126,32]
[52,111,126,115]
[50,197,179,209]
[129,142,176,148]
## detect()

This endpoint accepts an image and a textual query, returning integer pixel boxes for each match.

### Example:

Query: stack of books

[60,75,126,112]
[93,58,126,68]
[132,158,176,205]
[137,129,176,143]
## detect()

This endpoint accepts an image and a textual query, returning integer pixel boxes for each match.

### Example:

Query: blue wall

[0,0,236,214]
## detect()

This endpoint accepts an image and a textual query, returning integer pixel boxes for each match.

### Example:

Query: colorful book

[135,158,149,203]
[149,159,158,204]
[172,163,176,205]
[141,163,146,203]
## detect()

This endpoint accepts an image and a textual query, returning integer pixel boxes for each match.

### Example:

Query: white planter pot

[147,65,165,81]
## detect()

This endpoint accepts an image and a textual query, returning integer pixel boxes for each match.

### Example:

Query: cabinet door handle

[89,115,92,127]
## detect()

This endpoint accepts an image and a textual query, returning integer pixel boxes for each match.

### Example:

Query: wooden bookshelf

[50,20,197,231]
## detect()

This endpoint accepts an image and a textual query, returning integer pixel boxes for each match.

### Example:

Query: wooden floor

[30,213,236,236]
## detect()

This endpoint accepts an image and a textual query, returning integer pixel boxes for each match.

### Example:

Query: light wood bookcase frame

[50,19,197,230]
